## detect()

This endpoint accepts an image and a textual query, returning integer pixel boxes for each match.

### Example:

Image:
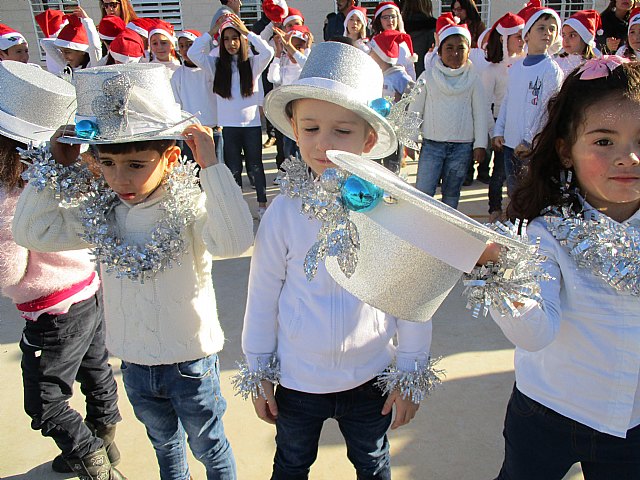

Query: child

[372,1,417,80]
[617,8,640,60]
[0,61,124,479]
[481,13,525,222]
[172,29,224,164]
[344,5,370,52]
[489,57,640,479]
[238,40,436,479]
[12,63,254,480]
[189,14,274,219]
[556,10,601,76]
[149,19,181,75]
[493,1,563,197]
[105,28,146,65]
[34,9,68,74]
[409,17,487,209]
[0,23,29,63]
[369,29,415,173]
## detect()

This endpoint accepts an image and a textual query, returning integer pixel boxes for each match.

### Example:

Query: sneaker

[262,137,277,148]
[258,206,267,220]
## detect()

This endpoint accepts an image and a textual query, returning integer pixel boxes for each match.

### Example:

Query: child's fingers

[381,392,396,416]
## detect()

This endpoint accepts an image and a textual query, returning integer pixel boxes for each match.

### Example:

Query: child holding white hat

[235,41,439,479]
[13,63,254,480]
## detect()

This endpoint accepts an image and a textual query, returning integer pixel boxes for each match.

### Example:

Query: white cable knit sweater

[13,164,254,365]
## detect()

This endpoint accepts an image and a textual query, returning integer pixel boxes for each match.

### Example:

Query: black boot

[52,423,120,473]
[66,446,127,480]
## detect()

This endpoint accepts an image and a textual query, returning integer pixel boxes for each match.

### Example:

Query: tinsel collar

[543,203,640,296]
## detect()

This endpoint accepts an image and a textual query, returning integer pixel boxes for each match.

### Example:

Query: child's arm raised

[187,29,218,75]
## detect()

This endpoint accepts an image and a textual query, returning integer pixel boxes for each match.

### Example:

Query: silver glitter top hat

[0,61,75,145]
[263,41,397,159]
[59,63,196,144]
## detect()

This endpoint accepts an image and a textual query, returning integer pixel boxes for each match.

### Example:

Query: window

[239,0,261,29]
[545,0,596,20]
[130,0,183,30]
[29,1,80,62]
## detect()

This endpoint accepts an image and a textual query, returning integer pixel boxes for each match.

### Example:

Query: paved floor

[0,148,584,479]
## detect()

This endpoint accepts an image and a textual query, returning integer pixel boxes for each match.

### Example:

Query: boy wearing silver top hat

[13,63,254,480]
[237,41,436,479]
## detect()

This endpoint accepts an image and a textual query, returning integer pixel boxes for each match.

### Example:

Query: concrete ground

[0,146,584,479]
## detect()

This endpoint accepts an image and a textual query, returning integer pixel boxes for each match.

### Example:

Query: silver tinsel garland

[19,145,94,205]
[463,220,553,318]
[544,205,640,296]
[385,78,425,150]
[375,357,444,404]
[78,160,201,283]
[231,355,281,400]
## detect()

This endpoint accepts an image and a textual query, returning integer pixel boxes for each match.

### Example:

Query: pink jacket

[0,188,95,305]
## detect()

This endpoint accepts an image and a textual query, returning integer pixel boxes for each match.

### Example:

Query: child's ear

[362,127,378,154]
[163,145,181,171]
[555,139,573,168]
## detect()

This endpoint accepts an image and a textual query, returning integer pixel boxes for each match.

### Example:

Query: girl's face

[506,32,524,56]
[59,47,86,67]
[290,37,307,53]
[559,97,640,222]
[150,33,173,61]
[439,35,469,69]
[452,2,467,22]
[284,19,303,32]
[562,25,587,55]
[615,0,633,12]
[102,0,122,18]
[629,24,640,51]
[222,28,242,55]
[347,15,364,37]
[177,37,193,63]
[380,9,399,31]
[0,43,29,63]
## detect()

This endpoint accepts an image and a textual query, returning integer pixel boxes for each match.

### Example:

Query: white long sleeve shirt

[13,164,254,365]
[188,31,274,127]
[171,64,218,127]
[493,55,563,148]
[267,49,308,86]
[490,211,640,438]
[242,194,433,394]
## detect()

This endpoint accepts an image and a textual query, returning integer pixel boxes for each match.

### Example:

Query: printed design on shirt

[528,76,542,106]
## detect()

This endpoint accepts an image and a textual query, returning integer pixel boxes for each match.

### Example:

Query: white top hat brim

[0,109,57,145]
[264,81,397,160]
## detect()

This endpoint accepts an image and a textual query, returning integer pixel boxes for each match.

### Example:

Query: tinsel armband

[231,355,281,401]
[375,357,444,405]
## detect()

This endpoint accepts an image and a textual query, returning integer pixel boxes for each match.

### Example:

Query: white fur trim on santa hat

[177,31,198,42]
[496,23,523,37]
[54,37,89,52]
[149,28,175,42]
[374,3,399,18]
[523,9,561,39]
[440,25,471,45]
[127,22,149,38]
[0,32,27,50]
[110,50,142,63]
[344,9,367,29]
[368,39,398,64]
[630,13,640,28]
[564,17,596,48]
[283,13,303,27]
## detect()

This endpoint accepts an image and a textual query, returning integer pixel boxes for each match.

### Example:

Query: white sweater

[188,32,274,127]
[242,194,433,394]
[267,49,308,86]
[13,164,254,365]
[409,58,488,149]
[494,55,563,148]
[171,64,219,127]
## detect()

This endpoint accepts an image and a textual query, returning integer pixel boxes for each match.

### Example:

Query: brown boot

[66,446,127,480]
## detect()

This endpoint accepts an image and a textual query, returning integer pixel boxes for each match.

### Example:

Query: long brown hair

[213,27,254,99]
[402,0,434,17]
[507,62,640,221]
[100,0,138,23]
[0,135,27,191]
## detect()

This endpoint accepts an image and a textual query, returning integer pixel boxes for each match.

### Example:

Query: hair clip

[577,55,629,80]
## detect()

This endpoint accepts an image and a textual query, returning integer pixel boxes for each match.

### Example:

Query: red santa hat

[288,24,311,43]
[343,6,368,35]
[177,29,202,42]
[369,29,413,65]
[0,24,27,51]
[492,12,525,60]
[519,1,561,39]
[263,0,289,24]
[374,2,400,19]
[34,10,68,38]
[436,13,471,45]
[126,17,157,39]
[629,7,640,30]
[149,19,176,42]
[54,15,90,52]
[563,10,602,48]
[109,29,145,63]
[98,15,126,41]
[283,7,304,27]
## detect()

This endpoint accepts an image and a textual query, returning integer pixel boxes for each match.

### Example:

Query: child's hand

[252,380,279,424]
[476,242,501,264]
[473,147,485,165]
[183,124,218,169]
[514,143,530,158]
[382,390,420,430]
[229,15,250,36]
[492,136,505,152]
[73,6,89,18]
[51,125,81,166]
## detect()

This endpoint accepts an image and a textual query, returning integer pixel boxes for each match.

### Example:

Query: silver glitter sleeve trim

[231,354,281,401]
[375,357,444,404]
[463,220,553,318]
[19,145,93,205]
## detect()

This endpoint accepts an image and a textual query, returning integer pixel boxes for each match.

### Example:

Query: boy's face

[525,17,558,54]
[291,98,377,175]
[0,43,29,63]
[59,47,86,68]
[97,147,179,204]
[178,37,194,62]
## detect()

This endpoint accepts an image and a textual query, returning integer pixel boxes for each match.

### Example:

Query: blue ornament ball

[340,175,384,212]
[369,98,392,118]
[75,119,100,140]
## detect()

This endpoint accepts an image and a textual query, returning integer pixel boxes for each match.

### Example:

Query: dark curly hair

[0,135,28,191]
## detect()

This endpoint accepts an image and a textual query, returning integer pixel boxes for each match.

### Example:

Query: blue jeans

[415,139,473,209]
[222,126,267,203]
[272,380,392,480]
[503,146,525,197]
[282,135,299,160]
[19,291,121,458]
[121,354,236,480]
[488,147,506,213]
[495,386,640,480]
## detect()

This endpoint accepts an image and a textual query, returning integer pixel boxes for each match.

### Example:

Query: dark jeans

[275,129,285,170]
[19,291,121,459]
[271,380,392,480]
[488,147,506,213]
[496,386,640,480]
[282,135,299,161]
[180,128,224,173]
[222,125,267,203]
[503,146,524,197]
